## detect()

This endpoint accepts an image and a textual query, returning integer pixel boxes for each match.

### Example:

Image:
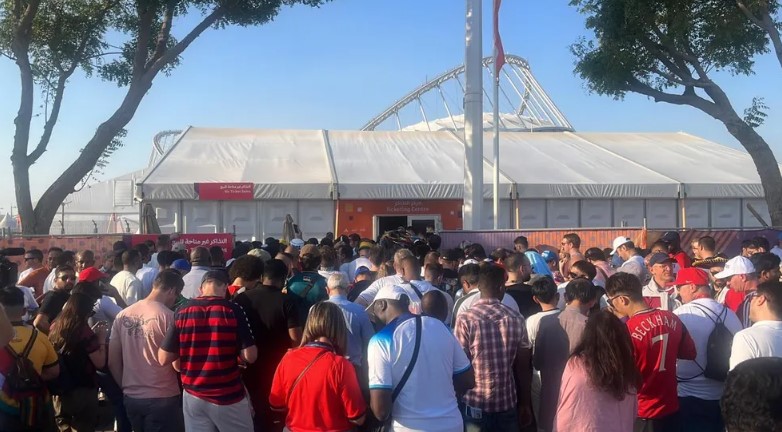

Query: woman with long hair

[49,292,109,432]
[269,302,366,432]
[554,310,640,432]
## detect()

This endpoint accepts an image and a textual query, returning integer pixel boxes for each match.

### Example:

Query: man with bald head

[182,247,212,299]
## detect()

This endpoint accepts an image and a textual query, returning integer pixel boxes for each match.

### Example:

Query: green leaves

[744,96,769,128]
[570,0,770,97]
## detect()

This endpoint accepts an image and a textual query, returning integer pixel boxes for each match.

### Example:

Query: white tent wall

[482,199,512,229]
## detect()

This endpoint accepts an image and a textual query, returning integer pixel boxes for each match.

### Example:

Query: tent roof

[138,127,773,200]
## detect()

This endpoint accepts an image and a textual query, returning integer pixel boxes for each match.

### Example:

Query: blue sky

[1,0,781,214]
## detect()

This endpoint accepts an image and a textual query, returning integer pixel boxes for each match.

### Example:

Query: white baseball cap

[290,238,305,248]
[365,285,409,311]
[610,236,631,255]
[714,256,755,280]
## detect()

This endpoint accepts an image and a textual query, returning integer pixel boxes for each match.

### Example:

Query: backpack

[3,328,49,427]
[684,304,733,382]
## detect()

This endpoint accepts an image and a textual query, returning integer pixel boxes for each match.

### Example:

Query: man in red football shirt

[606,272,697,432]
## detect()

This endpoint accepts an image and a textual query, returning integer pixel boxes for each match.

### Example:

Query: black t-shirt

[40,289,70,322]
[505,283,541,319]
[347,280,373,303]
[232,285,305,402]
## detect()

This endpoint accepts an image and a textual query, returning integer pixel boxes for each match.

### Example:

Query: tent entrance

[373,215,442,239]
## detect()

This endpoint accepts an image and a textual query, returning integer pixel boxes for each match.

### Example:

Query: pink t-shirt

[110,299,180,399]
[554,357,637,432]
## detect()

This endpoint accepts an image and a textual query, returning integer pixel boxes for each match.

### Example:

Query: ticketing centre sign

[195,183,254,201]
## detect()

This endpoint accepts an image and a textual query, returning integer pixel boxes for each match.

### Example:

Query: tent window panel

[683,199,709,228]
[742,199,770,228]
[519,200,546,229]
[298,200,334,240]
[613,200,644,228]
[546,200,578,229]
[646,200,677,229]
[184,202,218,234]
[710,199,741,228]
[113,180,134,207]
[580,200,611,228]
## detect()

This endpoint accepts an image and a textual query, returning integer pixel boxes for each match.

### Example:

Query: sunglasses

[59,275,77,281]
[24,257,36,261]
[568,272,588,280]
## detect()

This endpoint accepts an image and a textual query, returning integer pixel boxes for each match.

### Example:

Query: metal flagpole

[464,0,484,230]
[493,72,500,229]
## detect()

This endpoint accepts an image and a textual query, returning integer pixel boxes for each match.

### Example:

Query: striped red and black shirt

[162,296,255,405]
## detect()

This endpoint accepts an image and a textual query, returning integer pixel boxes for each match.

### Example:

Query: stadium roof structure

[361,55,573,133]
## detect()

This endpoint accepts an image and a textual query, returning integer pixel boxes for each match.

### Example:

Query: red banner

[195,183,253,200]
[129,233,234,257]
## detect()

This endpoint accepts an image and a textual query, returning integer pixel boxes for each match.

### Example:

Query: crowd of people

[0,230,781,432]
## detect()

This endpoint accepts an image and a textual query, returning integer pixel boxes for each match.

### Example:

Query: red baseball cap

[670,267,710,287]
[79,267,107,283]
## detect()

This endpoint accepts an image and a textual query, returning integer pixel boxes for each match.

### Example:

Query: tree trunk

[720,112,782,226]
[22,80,153,235]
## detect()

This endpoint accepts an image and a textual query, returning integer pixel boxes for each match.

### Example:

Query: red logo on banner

[195,183,253,201]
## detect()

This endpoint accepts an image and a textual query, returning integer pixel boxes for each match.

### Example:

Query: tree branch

[148,1,177,67]
[737,1,782,68]
[27,74,67,164]
[145,5,227,78]
[625,78,723,118]
[132,3,155,78]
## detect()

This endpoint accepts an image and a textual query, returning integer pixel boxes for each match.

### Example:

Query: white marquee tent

[120,127,776,239]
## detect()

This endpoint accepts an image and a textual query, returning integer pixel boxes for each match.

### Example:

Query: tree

[735,1,782,68]
[570,0,782,225]
[1,0,330,234]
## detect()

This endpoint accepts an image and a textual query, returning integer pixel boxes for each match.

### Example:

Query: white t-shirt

[729,320,782,370]
[17,268,33,282]
[111,270,143,306]
[674,299,742,400]
[617,255,647,281]
[136,266,159,300]
[368,315,469,432]
[452,290,519,327]
[356,275,403,306]
[181,266,211,299]
[42,268,57,295]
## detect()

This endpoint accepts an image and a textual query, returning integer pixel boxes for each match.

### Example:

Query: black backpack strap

[6,328,37,359]
[392,316,422,402]
[408,282,424,301]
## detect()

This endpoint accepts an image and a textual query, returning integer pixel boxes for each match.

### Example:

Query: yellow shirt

[0,325,58,410]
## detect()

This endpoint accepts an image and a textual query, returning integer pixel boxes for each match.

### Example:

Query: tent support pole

[464,0,483,230]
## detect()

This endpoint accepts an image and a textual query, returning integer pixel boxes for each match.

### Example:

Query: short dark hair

[368,246,384,267]
[263,259,289,282]
[753,236,771,251]
[571,260,597,280]
[458,263,480,286]
[422,291,448,322]
[514,236,529,249]
[756,280,782,318]
[477,263,505,295]
[565,279,599,304]
[337,244,353,260]
[721,357,782,432]
[48,247,63,255]
[157,250,176,268]
[491,248,511,262]
[464,243,487,260]
[134,243,150,259]
[229,255,264,282]
[26,249,44,262]
[300,252,321,271]
[112,241,128,252]
[651,240,670,251]
[56,251,74,267]
[751,253,781,276]
[122,250,141,266]
[563,233,581,249]
[424,262,443,280]
[531,276,558,304]
[584,247,606,262]
[156,235,171,249]
[0,286,24,308]
[605,272,643,300]
[505,252,529,272]
[426,234,442,251]
[153,269,185,293]
[698,236,716,251]
[55,265,75,276]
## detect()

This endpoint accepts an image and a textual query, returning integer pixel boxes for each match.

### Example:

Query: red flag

[493,0,505,77]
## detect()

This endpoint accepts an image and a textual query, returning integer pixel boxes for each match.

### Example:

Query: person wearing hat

[438,248,463,296]
[181,247,212,299]
[366,285,473,432]
[643,252,680,311]
[347,266,375,303]
[660,231,692,269]
[159,269,257,432]
[611,237,649,283]
[716,256,760,328]
[671,267,742,431]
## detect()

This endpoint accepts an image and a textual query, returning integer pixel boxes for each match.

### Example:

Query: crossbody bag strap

[391,316,422,402]
[408,282,424,301]
[286,350,328,406]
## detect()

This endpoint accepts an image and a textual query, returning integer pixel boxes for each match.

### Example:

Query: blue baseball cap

[541,250,557,263]
[171,259,191,273]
